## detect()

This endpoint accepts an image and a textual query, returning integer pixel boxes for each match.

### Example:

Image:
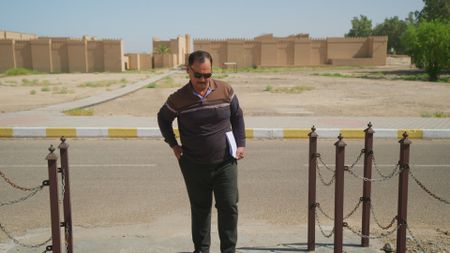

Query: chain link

[409,168,450,205]
[61,168,69,253]
[315,208,334,238]
[60,168,65,204]
[315,199,362,221]
[406,225,426,253]
[0,169,42,192]
[369,202,397,230]
[316,154,335,173]
[345,164,402,182]
[344,199,362,220]
[344,222,400,240]
[371,154,401,180]
[315,203,334,220]
[0,186,44,207]
[0,223,51,249]
[348,149,365,170]
[316,162,335,186]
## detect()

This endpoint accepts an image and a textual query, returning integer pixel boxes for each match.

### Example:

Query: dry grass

[264,85,314,93]
[63,108,94,116]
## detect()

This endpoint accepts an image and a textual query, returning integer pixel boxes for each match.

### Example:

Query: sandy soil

[1,66,449,117]
[89,67,450,117]
[0,72,154,113]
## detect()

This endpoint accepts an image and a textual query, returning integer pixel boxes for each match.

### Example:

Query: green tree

[154,44,170,54]
[345,15,373,37]
[405,11,420,26]
[373,16,408,54]
[418,0,450,22]
[403,21,450,81]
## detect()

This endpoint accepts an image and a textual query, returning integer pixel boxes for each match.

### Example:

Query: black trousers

[179,157,238,253]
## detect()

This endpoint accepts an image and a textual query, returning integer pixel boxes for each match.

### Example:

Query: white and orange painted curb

[1,127,450,139]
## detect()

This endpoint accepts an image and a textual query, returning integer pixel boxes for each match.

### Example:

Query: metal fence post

[59,137,73,253]
[334,134,346,253]
[307,126,318,251]
[396,132,411,253]
[361,122,374,247]
[46,145,61,253]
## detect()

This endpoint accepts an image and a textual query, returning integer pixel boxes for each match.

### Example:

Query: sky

[1,0,424,53]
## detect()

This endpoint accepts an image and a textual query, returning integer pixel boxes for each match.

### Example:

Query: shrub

[4,68,40,76]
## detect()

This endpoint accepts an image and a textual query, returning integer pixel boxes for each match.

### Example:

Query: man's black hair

[188,50,213,66]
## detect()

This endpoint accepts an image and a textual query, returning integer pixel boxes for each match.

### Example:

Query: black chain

[315,208,334,238]
[343,199,362,220]
[344,221,400,239]
[0,223,51,249]
[371,154,400,179]
[345,163,402,182]
[409,167,450,205]
[315,199,362,221]
[316,154,335,173]
[369,202,397,230]
[316,162,335,186]
[0,186,44,207]
[406,225,426,253]
[0,169,42,191]
[347,149,365,170]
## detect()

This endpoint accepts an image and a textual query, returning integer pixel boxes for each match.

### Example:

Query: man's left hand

[236,147,245,160]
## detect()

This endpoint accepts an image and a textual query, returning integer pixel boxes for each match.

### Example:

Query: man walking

[157,50,246,253]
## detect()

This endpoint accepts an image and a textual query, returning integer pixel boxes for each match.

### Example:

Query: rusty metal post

[307,126,318,251]
[59,137,73,253]
[396,132,411,253]
[334,134,346,253]
[361,122,374,247]
[46,145,61,253]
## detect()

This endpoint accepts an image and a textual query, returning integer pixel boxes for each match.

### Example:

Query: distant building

[0,30,388,73]
[194,33,388,68]
[0,30,123,73]
[152,34,191,68]
[125,53,152,71]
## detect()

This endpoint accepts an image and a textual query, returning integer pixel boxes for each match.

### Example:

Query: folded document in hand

[226,131,238,159]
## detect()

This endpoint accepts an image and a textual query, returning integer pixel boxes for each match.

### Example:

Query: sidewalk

[1,214,385,253]
[1,113,449,139]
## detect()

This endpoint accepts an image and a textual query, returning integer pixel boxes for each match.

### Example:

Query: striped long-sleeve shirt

[157,79,246,164]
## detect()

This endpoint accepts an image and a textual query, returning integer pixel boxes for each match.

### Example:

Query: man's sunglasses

[189,66,212,79]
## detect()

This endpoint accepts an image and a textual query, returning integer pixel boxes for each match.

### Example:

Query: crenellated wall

[0,33,124,73]
[0,31,387,72]
[152,34,191,68]
[194,34,387,67]
[1,30,37,40]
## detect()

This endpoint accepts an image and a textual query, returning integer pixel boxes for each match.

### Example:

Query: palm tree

[154,44,171,54]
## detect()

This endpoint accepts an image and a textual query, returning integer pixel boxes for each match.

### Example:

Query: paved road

[1,139,449,252]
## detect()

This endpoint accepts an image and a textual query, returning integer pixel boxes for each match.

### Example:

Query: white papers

[226,131,238,159]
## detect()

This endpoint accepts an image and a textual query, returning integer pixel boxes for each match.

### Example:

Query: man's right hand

[171,145,183,160]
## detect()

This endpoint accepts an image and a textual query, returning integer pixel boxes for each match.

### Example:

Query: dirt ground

[1,66,449,117]
[55,67,450,117]
[0,72,153,113]
[0,66,450,117]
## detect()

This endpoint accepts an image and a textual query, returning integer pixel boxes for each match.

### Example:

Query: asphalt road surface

[1,138,449,252]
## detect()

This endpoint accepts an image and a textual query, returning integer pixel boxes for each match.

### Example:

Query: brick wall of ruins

[152,34,191,68]
[0,32,124,73]
[194,34,387,67]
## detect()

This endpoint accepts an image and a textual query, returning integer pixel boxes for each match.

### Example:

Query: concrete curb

[1,127,450,139]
